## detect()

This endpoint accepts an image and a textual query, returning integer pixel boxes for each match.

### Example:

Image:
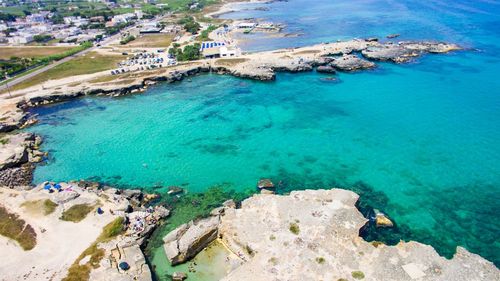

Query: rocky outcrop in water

[316,65,336,73]
[361,41,461,63]
[0,133,43,188]
[162,189,499,280]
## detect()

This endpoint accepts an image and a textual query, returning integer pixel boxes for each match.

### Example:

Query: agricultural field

[120,34,174,48]
[0,46,75,60]
[5,51,123,92]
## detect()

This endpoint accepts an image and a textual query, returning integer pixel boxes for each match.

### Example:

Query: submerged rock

[167,186,184,196]
[319,77,341,83]
[172,272,188,281]
[373,209,394,228]
[257,179,274,189]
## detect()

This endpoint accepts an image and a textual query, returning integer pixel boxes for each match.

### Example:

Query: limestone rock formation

[316,65,337,73]
[330,55,376,71]
[164,189,499,281]
[0,133,33,170]
[362,42,461,63]
[374,209,394,228]
[163,215,220,265]
[0,133,41,188]
[257,179,274,189]
[362,44,420,63]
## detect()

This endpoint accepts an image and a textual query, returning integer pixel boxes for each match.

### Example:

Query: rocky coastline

[162,189,500,280]
[0,38,461,136]
[0,35,476,281]
[0,179,168,281]
[0,132,44,187]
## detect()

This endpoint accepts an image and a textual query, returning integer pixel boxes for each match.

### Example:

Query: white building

[139,21,161,33]
[26,13,46,23]
[64,16,89,27]
[237,22,257,29]
[135,10,143,19]
[200,41,241,58]
[162,24,181,34]
[111,13,136,25]
[7,34,34,44]
[220,46,242,58]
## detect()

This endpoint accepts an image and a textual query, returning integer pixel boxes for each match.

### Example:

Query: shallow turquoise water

[26,0,500,272]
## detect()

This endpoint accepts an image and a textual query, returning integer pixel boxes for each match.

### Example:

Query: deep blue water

[27,0,500,271]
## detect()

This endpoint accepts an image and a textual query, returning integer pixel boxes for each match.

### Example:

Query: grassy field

[4,52,124,92]
[21,199,58,216]
[0,205,37,250]
[0,64,47,87]
[62,217,124,281]
[120,34,173,48]
[60,203,96,223]
[0,46,74,60]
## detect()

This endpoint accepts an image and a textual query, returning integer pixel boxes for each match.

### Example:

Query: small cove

[24,0,500,278]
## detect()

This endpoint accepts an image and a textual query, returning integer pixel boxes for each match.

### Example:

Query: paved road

[0,26,135,93]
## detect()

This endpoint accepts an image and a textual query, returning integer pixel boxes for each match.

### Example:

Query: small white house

[7,34,34,44]
[237,22,257,29]
[220,46,241,58]
[135,10,144,19]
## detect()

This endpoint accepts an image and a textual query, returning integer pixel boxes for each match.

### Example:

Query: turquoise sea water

[26,0,499,274]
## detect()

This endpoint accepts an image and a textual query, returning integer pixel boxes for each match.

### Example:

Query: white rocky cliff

[164,189,500,281]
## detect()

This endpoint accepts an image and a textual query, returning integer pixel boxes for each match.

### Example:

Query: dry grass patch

[60,203,96,223]
[0,205,37,250]
[293,50,321,55]
[120,34,173,48]
[90,75,120,84]
[215,58,249,67]
[0,46,74,59]
[4,52,123,93]
[62,217,125,281]
[21,199,58,216]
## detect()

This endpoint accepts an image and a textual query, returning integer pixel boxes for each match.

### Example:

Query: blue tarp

[119,262,130,271]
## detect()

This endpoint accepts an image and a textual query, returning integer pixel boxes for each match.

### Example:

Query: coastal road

[0,47,95,93]
[0,25,136,93]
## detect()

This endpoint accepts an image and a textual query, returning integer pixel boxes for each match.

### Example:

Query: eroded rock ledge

[164,189,499,281]
[0,38,461,134]
[0,133,44,187]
